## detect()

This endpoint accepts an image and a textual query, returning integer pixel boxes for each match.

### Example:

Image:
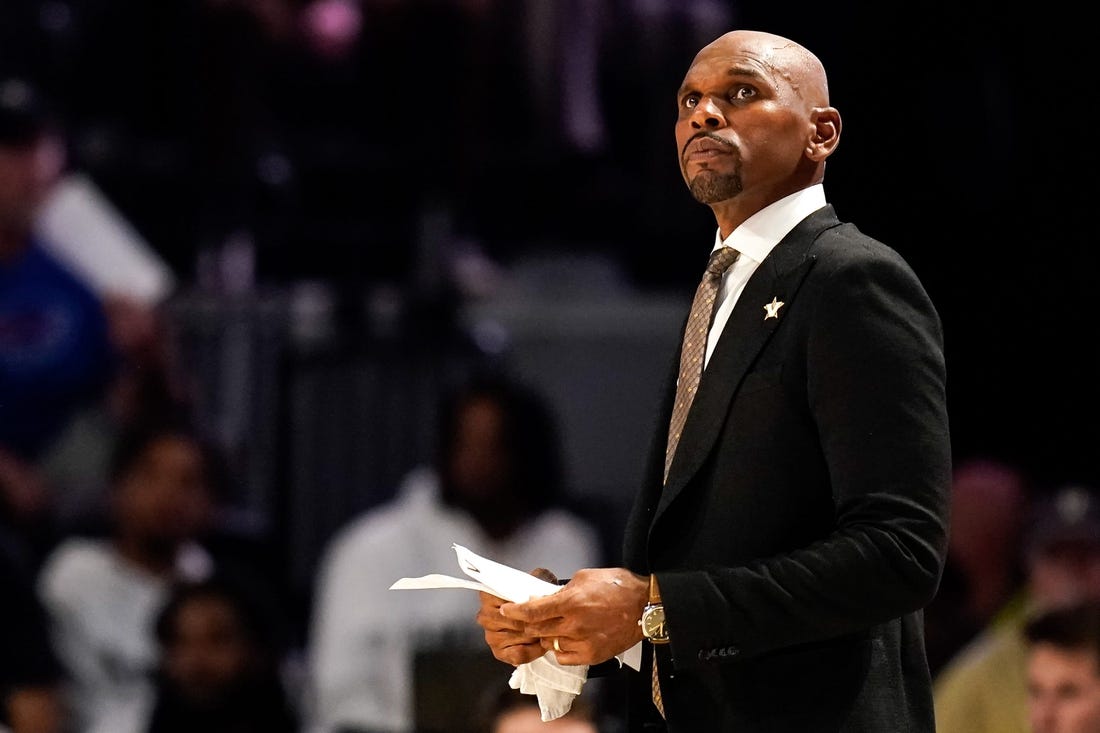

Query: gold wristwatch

[639,573,670,644]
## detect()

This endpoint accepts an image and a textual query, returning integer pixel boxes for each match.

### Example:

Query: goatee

[688,170,742,204]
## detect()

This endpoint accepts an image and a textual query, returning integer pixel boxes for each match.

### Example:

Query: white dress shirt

[704,184,827,368]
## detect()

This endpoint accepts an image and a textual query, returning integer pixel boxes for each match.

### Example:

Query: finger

[487,630,540,648]
[475,606,527,633]
[530,567,558,584]
[495,640,548,666]
[500,594,565,623]
[522,620,567,638]
[476,593,519,624]
[542,636,583,666]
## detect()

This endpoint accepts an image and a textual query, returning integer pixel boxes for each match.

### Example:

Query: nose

[690,97,725,130]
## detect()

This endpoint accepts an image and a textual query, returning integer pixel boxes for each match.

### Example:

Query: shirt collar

[711,184,827,263]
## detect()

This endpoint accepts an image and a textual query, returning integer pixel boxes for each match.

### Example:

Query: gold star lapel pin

[764,297,785,320]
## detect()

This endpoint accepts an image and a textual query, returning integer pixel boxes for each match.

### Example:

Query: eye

[683,94,700,109]
[731,84,757,101]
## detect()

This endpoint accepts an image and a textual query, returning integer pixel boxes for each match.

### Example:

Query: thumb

[530,567,558,584]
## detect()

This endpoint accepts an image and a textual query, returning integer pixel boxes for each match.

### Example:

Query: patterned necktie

[663,246,741,484]
[652,246,739,719]
[651,647,666,719]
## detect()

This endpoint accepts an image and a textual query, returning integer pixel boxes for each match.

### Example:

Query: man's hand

[474,566,560,666]
[476,589,549,666]
[500,567,649,666]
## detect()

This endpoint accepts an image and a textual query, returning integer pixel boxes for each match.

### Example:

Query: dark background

[2,0,1096,526]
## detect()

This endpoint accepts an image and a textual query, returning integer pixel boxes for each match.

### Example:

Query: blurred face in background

[163,593,255,706]
[949,460,1026,575]
[492,705,598,733]
[448,396,510,504]
[1028,643,1100,733]
[1030,543,1100,612]
[0,133,63,237]
[439,381,559,540]
[113,434,213,554]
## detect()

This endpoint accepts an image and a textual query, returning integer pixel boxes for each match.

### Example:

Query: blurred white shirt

[36,537,212,733]
[303,467,602,733]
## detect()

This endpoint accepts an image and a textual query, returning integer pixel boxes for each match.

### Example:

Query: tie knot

[705,246,740,276]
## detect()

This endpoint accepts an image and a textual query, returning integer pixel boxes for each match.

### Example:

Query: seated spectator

[934,483,1100,733]
[35,418,242,732]
[924,456,1030,674]
[0,76,115,566]
[100,574,299,733]
[0,75,179,571]
[36,299,190,538]
[1024,600,1100,733]
[303,372,603,733]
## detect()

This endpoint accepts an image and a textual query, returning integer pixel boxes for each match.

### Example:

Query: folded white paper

[387,573,493,594]
[390,544,640,721]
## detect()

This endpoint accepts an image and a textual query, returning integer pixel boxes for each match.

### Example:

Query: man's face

[1028,643,1100,733]
[674,34,811,207]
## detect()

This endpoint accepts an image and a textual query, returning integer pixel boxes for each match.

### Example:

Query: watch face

[642,605,667,640]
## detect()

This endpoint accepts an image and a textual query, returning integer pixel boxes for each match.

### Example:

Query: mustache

[682,132,736,160]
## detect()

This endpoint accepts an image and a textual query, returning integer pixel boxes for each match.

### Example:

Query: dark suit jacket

[620,205,951,732]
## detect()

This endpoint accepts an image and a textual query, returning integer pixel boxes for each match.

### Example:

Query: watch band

[641,574,670,644]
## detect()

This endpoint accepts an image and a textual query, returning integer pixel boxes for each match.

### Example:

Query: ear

[805,106,841,160]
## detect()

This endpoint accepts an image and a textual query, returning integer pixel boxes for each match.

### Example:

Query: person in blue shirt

[0,76,115,562]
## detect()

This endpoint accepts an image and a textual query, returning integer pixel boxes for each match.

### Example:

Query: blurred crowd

[2,2,1100,733]
[0,0,739,296]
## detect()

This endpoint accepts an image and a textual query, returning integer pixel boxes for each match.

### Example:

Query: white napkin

[390,543,640,721]
[508,651,587,721]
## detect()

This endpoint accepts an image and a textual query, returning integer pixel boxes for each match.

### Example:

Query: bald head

[675,29,840,232]
[692,30,830,109]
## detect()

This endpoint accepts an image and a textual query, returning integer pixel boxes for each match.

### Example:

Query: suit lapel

[654,207,838,521]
